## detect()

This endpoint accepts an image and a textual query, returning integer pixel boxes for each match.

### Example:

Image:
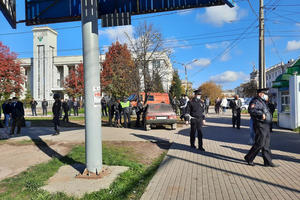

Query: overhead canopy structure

[0,0,16,28]
[273,59,300,89]
[25,0,234,26]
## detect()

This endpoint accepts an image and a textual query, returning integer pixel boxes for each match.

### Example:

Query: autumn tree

[199,81,222,105]
[64,63,84,98]
[101,41,135,99]
[169,70,182,99]
[0,42,25,100]
[125,22,172,102]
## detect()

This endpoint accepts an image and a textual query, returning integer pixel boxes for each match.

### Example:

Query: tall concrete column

[81,0,102,173]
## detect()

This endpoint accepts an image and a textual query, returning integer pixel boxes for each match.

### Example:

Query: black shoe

[264,163,279,167]
[237,127,240,129]
[198,147,206,151]
[233,125,235,128]
[244,156,255,166]
[191,145,196,149]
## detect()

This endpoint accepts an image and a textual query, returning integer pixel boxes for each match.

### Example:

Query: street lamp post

[175,59,198,95]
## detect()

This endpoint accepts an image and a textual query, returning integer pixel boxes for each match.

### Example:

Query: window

[148,95,154,101]
[281,91,290,112]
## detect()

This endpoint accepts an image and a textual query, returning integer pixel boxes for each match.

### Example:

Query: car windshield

[147,103,173,113]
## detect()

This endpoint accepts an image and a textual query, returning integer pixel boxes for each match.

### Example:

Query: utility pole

[81,0,102,175]
[259,0,266,89]
[185,65,188,95]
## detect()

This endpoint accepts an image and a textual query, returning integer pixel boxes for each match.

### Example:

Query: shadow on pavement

[177,116,300,155]
[132,132,300,195]
[221,145,300,164]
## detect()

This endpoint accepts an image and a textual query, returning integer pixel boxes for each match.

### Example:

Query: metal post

[185,65,188,95]
[259,0,266,89]
[81,0,102,174]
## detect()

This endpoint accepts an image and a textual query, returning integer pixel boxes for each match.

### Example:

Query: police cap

[257,88,269,94]
[193,89,202,95]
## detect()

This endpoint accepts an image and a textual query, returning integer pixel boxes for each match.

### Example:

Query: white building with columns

[18,27,173,104]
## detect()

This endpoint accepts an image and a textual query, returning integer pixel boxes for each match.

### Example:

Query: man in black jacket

[52,94,61,135]
[30,98,38,116]
[62,99,69,122]
[42,99,48,116]
[10,97,24,135]
[186,90,206,151]
[230,95,242,129]
[244,88,278,167]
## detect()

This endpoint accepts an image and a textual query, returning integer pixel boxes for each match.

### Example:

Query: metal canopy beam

[25,0,234,26]
[0,0,16,28]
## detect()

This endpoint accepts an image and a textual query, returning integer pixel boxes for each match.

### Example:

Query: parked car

[143,103,177,131]
[128,92,170,107]
[241,98,252,111]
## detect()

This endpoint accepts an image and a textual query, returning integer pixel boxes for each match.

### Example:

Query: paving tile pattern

[142,116,300,200]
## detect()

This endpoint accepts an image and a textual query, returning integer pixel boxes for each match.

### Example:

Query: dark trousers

[190,118,203,148]
[11,117,23,135]
[63,110,69,122]
[74,107,79,116]
[232,112,241,128]
[108,109,114,126]
[180,108,186,120]
[245,122,273,165]
[42,108,47,116]
[136,111,142,127]
[123,112,131,128]
[53,116,60,133]
[32,108,37,116]
[205,105,209,114]
[102,105,107,116]
[215,106,220,114]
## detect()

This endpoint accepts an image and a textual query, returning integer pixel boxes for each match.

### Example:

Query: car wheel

[145,124,151,131]
[171,123,177,130]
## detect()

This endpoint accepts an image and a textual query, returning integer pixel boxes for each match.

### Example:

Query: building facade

[18,27,173,104]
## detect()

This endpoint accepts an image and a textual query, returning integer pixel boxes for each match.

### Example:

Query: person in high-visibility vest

[120,98,131,128]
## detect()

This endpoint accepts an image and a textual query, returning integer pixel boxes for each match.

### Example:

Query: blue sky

[1,0,300,90]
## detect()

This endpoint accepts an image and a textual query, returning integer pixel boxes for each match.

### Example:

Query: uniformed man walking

[52,94,61,135]
[186,90,206,151]
[230,95,242,129]
[244,88,279,167]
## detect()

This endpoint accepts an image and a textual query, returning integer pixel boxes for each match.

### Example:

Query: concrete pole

[259,0,266,89]
[185,65,188,95]
[81,0,102,173]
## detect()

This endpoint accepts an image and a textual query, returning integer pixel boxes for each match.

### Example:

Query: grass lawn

[0,142,168,200]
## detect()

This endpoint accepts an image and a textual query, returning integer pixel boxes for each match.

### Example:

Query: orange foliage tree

[199,81,223,105]
[0,41,25,99]
[101,41,135,98]
[64,63,84,98]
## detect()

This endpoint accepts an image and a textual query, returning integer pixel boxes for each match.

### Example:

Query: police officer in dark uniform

[52,94,61,135]
[186,89,206,151]
[244,88,279,167]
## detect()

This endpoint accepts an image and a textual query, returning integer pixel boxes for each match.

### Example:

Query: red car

[143,103,177,131]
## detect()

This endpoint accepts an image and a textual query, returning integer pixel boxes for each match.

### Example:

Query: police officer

[244,88,279,167]
[230,95,242,129]
[52,94,61,135]
[120,98,131,128]
[186,89,206,151]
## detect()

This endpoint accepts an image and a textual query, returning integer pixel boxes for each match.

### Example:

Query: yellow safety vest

[120,101,130,108]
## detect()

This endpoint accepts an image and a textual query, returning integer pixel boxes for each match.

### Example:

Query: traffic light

[101,12,131,28]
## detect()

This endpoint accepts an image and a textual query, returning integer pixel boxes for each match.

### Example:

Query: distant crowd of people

[101,97,145,128]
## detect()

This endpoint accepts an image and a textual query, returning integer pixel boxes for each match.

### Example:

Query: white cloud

[177,9,194,16]
[205,41,230,49]
[210,71,248,84]
[165,37,191,49]
[286,40,300,51]
[197,5,244,26]
[220,51,231,62]
[186,58,211,69]
[296,23,300,27]
[99,25,134,44]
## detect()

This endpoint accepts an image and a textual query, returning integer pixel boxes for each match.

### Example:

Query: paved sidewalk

[141,116,300,200]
